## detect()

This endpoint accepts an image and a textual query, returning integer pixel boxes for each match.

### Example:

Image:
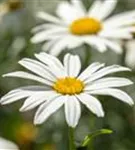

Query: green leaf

[81,129,113,147]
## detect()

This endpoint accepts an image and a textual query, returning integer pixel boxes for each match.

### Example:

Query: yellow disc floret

[70,17,102,35]
[53,77,84,95]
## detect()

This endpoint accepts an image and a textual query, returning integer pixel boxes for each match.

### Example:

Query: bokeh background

[0,0,135,150]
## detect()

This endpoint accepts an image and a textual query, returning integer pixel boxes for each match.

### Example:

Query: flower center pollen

[53,77,84,95]
[70,17,102,35]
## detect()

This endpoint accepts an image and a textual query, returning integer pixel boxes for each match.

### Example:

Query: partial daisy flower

[0,53,134,127]
[125,40,135,69]
[31,0,135,56]
[0,137,19,150]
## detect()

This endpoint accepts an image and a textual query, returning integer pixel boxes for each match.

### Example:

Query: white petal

[99,30,133,39]
[100,39,122,54]
[49,37,69,56]
[31,27,67,43]
[35,52,63,69]
[89,88,134,105]
[35,52,65,77]
[103,10,135,28]
[0,86,49,105]
[42,39,58,52]
[64,53,81,77]
[37,11,64,24]
[48,35,83,56]
[71,0,86,15]
[78,62,105,81]
[85,65,131,83]
[1,90,32,104]
[76,93,104,117]
[95,0,117,20]
[56,1,83,24]
[65,96,81,127]
[34,95,65,124]
[88,0,102,18]
[0,137,19,150]
[31,23,66,33]
[19,58,56,81]
[85,77,133,90]
[20,91,59,112]
[84,36,107,52]
[3,71,52,86]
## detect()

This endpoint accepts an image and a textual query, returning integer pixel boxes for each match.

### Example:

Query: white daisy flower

[31,0,135,56]
[125,39,135,69]
[0,53,134,127]
[0,137,19,150]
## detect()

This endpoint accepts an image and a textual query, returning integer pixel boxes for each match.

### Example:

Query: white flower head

[0,137,19,150]
[0,53,134,127]
[31,0,135,56]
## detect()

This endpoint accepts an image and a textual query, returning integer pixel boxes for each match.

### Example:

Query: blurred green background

[0,0,135,150]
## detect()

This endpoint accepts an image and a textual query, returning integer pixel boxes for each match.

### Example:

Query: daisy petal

[19,58,56,81]
[103,10,135,28]
[88,0,102,18]
[77,93,104,117]
[31,28,67,43]
[1,91,32,105]
[31,23,66,33]
[64,53,81,77]
[20,91,59,112]
[49,35,83,56]
[65,95,81,128]
[96,0,117,20]
[99,30,133,39]
[34,95,65,124]
[86,65,131,83]
[49,37,69,56]
[56,1,83,24]
[78,62,105,81]
[35,52,65,77]
[85,77,133,90]
[84,36,107,52]
[35,52,63,69]
[37,11,63,24]
[0,86,49,105]
[101,39,122,53]
[89,88,134,105]
[3,71,52,86]
[71,0,86,15]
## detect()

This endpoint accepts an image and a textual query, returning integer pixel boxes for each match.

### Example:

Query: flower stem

[120,40,127,66]
[69,127,76,150]
[84,44,91,67]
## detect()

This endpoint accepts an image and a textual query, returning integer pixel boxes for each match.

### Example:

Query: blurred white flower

[125,40,135,69]
[0,137,19,150]
[0,53,134,127]
[31,0,135,56]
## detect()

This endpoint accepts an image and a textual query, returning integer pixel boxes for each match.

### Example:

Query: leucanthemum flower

[0,137,19,150]
[0,53,134,127]
[31,0,135,56]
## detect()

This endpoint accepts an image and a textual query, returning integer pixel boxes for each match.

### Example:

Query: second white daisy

[31,0,135,55]
[0,53,134,127]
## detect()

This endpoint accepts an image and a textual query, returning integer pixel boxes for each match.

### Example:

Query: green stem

[84,44,91,67]
[69,127,76,150]
[120,40,127,66]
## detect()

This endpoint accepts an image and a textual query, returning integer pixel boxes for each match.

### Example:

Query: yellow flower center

[70,17,102,35]
[53,77,84,95]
